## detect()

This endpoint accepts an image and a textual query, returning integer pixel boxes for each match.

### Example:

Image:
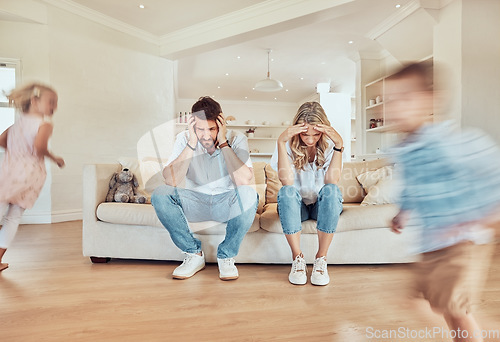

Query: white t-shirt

[270,141,336,205]
[166,129,252,195]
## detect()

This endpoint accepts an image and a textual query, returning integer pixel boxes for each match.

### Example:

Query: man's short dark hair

[191,96,222,121]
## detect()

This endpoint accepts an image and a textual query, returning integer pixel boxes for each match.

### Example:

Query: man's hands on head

[187,114,197,147]
[216,113,227,146]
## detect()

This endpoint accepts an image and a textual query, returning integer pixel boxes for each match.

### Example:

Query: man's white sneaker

[311,256,329,286]
[217,258,239,280]
[172,252,205,279]
[289,254,307,285]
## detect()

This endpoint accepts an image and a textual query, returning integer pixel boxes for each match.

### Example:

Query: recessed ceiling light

[274,97,277,100]
[395,4,401,8]
[139,4,145,9]
[348,41,354,44]
[245,96,248,99]
[225,73,229,76]
[237,56,241,59]
[217,86,221,89]
[300,77,304,80]
[285,89,289,92]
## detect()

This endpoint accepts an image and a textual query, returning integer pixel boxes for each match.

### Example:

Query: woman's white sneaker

[172,252,205,279]
[217,258,239,280]
[311,256,329,286]
[289,254,307,285]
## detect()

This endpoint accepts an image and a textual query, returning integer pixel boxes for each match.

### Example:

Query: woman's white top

[270,141,336,205]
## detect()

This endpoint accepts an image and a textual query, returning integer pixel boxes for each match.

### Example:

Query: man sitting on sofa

[152,96,258,281]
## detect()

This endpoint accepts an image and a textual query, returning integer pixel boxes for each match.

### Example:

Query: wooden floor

[1,221,499,342]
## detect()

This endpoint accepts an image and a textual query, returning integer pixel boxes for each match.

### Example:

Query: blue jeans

[277,184,343,235]
[151,185,258,259]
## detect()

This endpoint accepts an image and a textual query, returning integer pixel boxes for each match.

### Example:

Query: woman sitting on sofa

[271,102,344,286]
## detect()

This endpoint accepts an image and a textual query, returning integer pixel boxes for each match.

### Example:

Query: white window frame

[0,58,22,107]
[0,58,22,156]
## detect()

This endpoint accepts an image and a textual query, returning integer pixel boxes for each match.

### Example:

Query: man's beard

[200,138,216,149]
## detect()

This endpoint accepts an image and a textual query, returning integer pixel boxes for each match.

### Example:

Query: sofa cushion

[337,159,389,203]
[252,162,267,214]
[259,202,399,234]
[96,203,260,234]
[356,165,400,206]
[264,164,281,204]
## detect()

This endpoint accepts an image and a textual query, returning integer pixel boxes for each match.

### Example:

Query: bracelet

[186,142,196,151]
[219,140,231,149]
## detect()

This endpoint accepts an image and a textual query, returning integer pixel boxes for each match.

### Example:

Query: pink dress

[0,114,47,209]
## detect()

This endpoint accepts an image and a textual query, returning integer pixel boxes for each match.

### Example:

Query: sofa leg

[90,256,111,263]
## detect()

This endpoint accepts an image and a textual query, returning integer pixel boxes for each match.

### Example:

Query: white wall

[460,0,500,139]
[433,0,462,122]
[0,3,175,222]
[433,0,500,142]
[320,92,351,161]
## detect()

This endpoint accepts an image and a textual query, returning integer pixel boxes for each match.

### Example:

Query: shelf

[365,102,383,110]
[175,123,285,128]
[366,124,395,133]
[250,153,273,156]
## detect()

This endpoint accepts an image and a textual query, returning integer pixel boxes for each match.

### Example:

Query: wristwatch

[333,146,344,153]
[219,140,231,149]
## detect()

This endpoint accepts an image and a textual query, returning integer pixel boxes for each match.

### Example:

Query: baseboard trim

[20,210,82,224]
[52,210,82,223]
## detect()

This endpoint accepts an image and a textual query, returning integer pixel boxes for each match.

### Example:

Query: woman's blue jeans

[151,184,258,259]
[277,184,343,235]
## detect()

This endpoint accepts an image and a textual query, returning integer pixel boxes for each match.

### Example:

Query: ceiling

[47,0,432,102]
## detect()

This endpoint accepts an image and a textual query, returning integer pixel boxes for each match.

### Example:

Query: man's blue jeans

[151,185,258,259]
[277,184,343,235]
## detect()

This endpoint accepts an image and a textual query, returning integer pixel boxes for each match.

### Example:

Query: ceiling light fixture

[139,4,145,9]
[254,49,283,92]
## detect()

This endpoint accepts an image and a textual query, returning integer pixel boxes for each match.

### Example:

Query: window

[0,59,21,134]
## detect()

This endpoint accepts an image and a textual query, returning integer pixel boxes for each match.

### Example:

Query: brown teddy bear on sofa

[105,168,147,204]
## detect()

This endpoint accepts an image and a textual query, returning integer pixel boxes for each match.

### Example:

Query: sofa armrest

[83,163,120,224]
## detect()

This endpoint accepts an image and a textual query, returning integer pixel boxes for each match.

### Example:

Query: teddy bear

[105,168,147,204]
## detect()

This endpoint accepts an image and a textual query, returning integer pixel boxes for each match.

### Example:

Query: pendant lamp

[254,49,283,92]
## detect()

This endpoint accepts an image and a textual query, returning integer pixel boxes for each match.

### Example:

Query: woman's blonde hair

[290,101,331,171]
[6,82,56,113]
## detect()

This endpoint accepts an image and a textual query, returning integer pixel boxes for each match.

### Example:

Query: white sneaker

[217,258,239,280]
[289,254,307,285]
[172,252,205,279]
[311,256,329,286]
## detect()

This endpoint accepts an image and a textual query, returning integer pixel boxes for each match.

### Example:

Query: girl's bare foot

[0,263,9,271]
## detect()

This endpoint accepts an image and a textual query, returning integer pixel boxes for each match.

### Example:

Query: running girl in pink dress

[0,83,65,271]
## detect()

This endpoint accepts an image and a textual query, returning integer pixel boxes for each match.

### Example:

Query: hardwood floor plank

[1,222,499,342]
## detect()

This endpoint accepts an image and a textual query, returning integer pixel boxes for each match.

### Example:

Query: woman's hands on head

[278,123,308,145]
[314,124,343,148]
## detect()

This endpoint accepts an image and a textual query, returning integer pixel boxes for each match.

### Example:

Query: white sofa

[82,160,419,264]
